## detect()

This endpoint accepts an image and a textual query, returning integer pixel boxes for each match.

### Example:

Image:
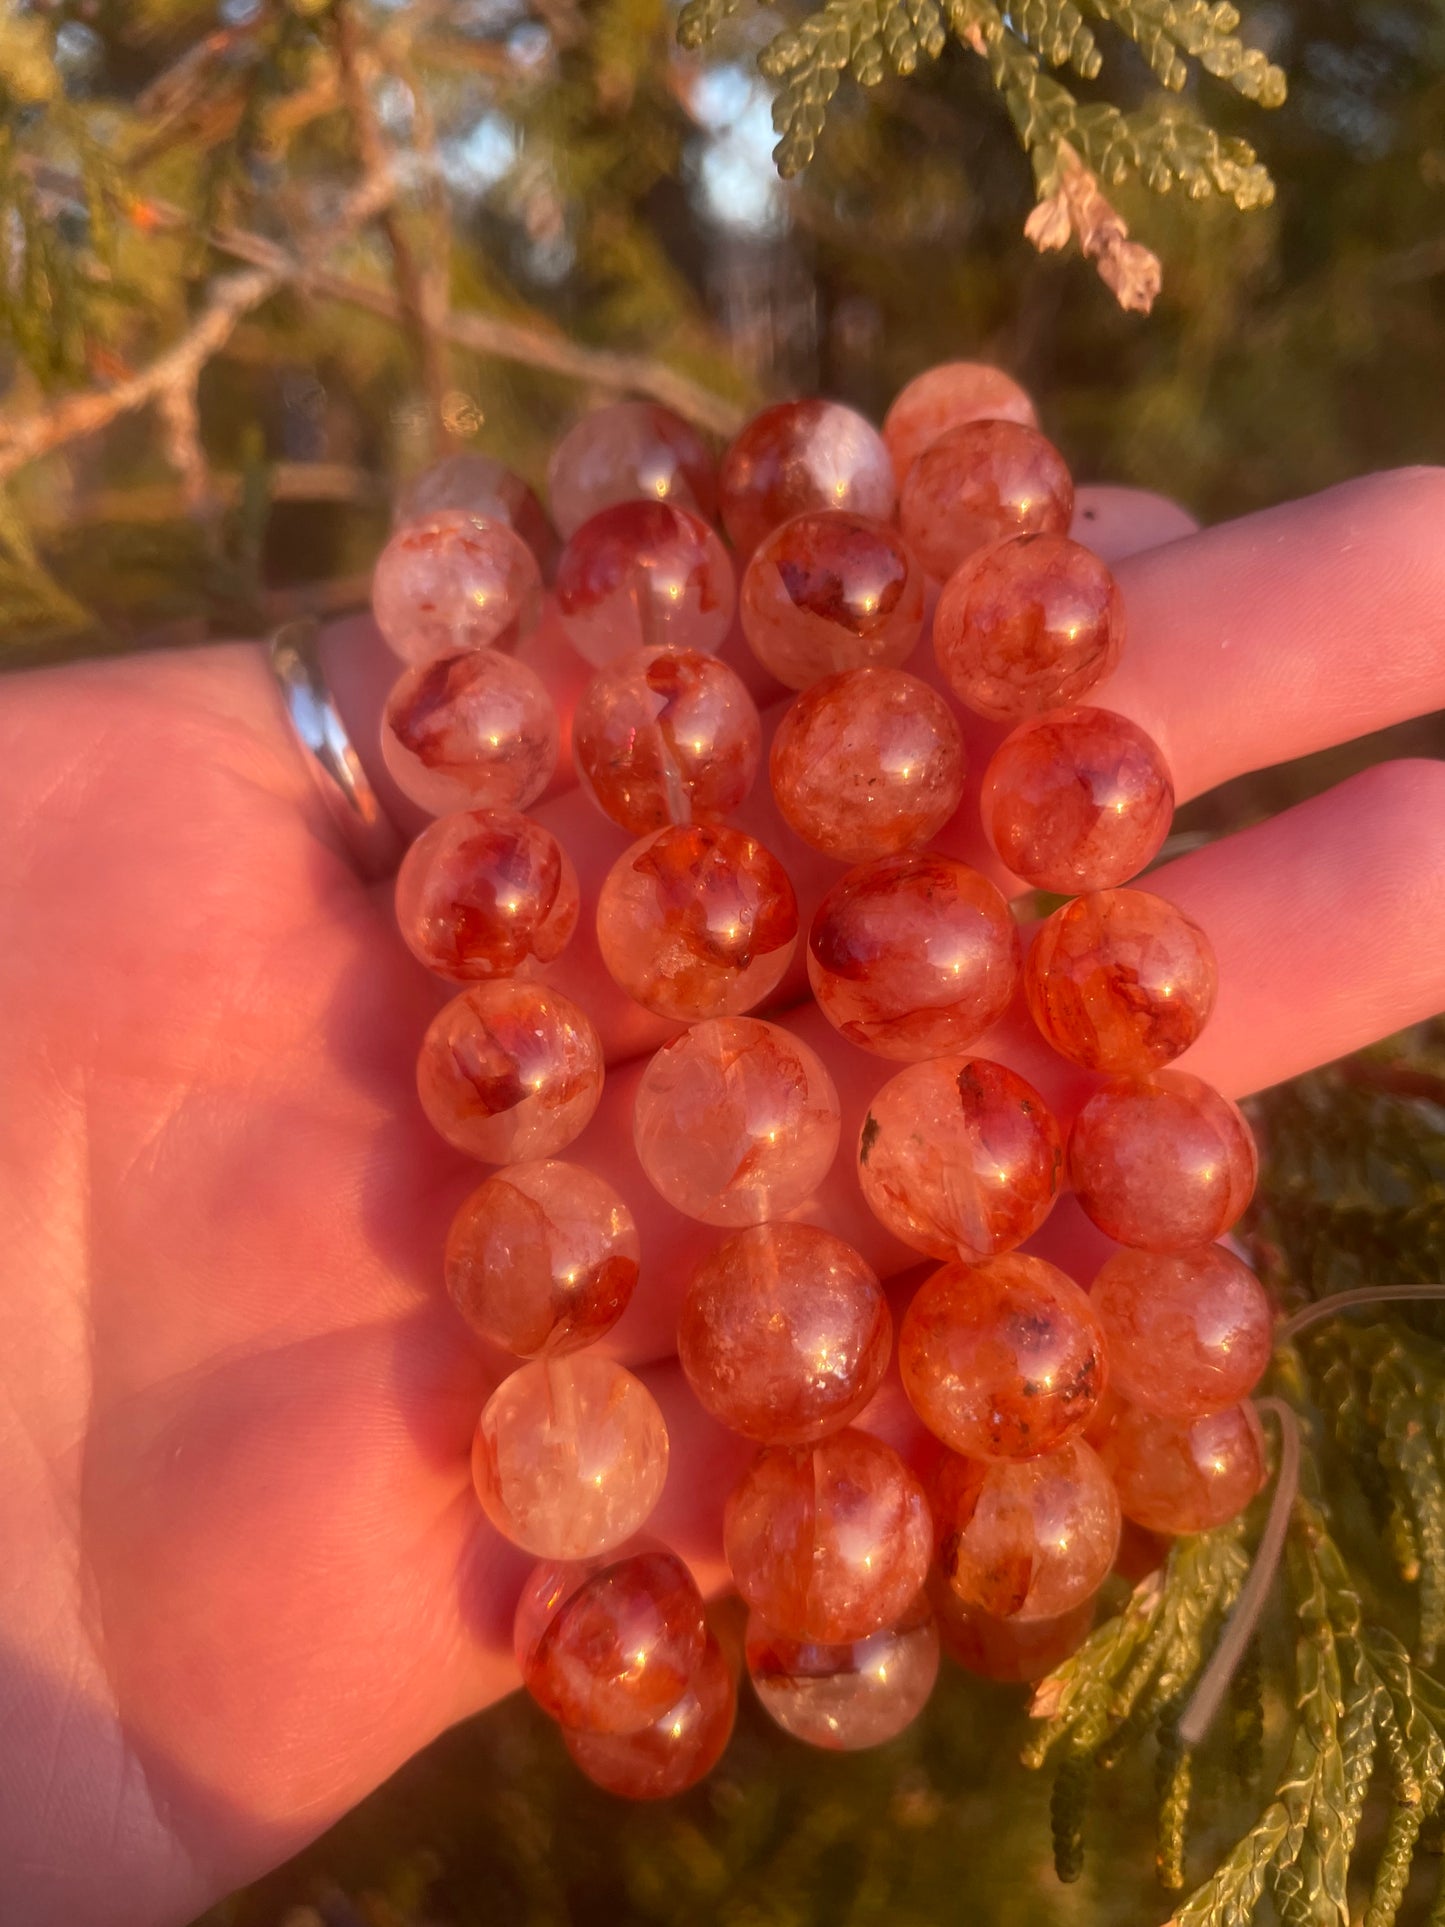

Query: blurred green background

[6,3,1444,1921]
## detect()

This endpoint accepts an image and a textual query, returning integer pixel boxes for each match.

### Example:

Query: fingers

[580,756,1445,1365]
[1100,467,1445,803]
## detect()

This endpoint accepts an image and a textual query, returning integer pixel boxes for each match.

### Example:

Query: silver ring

[269,618,404,879]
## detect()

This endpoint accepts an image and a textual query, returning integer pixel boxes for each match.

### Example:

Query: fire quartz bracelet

[371,364,1272,1795]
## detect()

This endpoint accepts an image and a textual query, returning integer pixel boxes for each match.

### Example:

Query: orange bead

[514,1543,707,1733]
[547,401,717,537]
[770,667,965,865]
[444,1160,639,1357]
[934,533,1124,722]
[899,1256,1106,1459]
[678,1223,891,1444]
[1093,1398,1266,1535]
[808,852,1020,1060]
[562,1630,736,1799]
[1024,888,1217,1075]
[858,1056,1062,1261]
[1089,1245,1273,1419]
[572,647,761,835]
[417,981,603,1164]
[740,510,925,689]
[395,808,579,983]
[724,1429,932,1642]
[719,399,895,559]
[381,649,560,818]
[882,362,1038,488]
[1068,1072,1258,1251]
[980,706,1174,893]
[745,1594,940,1750]
[899,420,1072,581]
[372,510,543,662]
[929,1574,1093,1682]
[596,822,798,1022]
[555,501,734,666]
[929,1441,1120,1622]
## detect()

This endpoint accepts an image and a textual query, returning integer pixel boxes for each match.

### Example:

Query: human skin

[1,472,1445,1924]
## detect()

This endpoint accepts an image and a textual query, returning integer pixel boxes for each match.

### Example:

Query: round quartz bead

[417,981,603,1163]
[372,510,543,663]
[395,808,579,983]
[678,1223,891,1444]
[1068,1071,1258,1252]
[718,399,896,558]
[882,362,1038,488]
[934,533,1125,723]
[1024,888,1217,1076]
[769,667,965,865]
[808,852,1021,1061]
[1090,1245,1273,1420]
[724,1429,932,1642]
[858,1056,1062,1261]
[899,419,1073,582]
[739,511,925,690]
[930,1439,1121,1621]
[745,1595,940,1751]
[554,501,734,667]
[547,401,717,537]
[381,650,559,817]
[573,647,761,835]
[473,1354,668,1558]
[562,1630,735,1799]
[444,1160,639,1357]
[981,706,1174,893]
[513,1543,707,1733]
[929,1578,1093,1682]
[595,822,798,1022]
[899,1255,1106,1460]
[394,453,559,579]
[633,1017,840,1226]
[1094,1399,1266,1535]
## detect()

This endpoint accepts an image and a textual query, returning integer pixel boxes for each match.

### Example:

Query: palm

[1,472,1444,1927]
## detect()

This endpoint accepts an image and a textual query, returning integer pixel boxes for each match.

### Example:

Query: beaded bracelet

[369,367,1271,1798]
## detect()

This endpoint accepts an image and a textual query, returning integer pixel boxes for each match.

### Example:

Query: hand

[1,472,1443,1927]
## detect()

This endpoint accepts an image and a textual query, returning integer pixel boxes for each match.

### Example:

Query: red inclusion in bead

[724,1429,932,1643]
[934,533,1124,723]
[858,1056,1063,1262]
[808,852,1020,1060]
[395,809,579,982]
[633,1017,840,1227]
[1089,1245,1273,1420]
[547,401,717,537]
[739,510,925,690]
[678,1223,891,1444]
[980,706,1174,893]
[1068,1072,1258,1252]
[573,647,761,835]
[381,649,559,817]
[472,1354,669,1559]
[719,399,896,558]
[514,1544,707,1733]
[562,1629,736,1799]
[1024,888,1217,1076]
[418,981,603,1163]
[444,1159,639,1358]
[372,511,543,662]
[394,454,559,580]
[1093,1398,1266,1536]
[596,822,798,1022]
[928,1573,1093,1682]
[745,1593,940,1750]
[899,420,1073,582]
[555,501,734,666]
[929,1440,1121,1622]
[882,363,1039,488]
[770,667,965,865]
[899,1255,1106,1460]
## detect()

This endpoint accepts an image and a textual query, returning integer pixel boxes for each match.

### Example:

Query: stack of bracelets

[369,363,1273,1799]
